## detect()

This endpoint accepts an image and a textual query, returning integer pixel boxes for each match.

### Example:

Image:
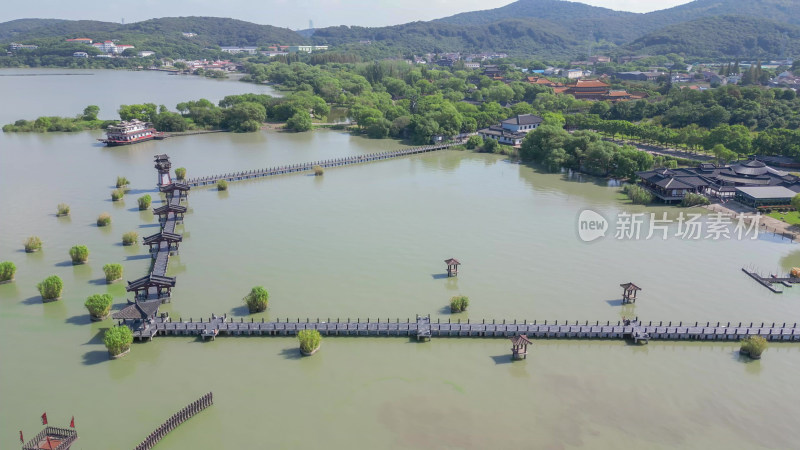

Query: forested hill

[0,17,306,47]
[433,0,800,45]
[629,16,800,59]
[311,19,581,58]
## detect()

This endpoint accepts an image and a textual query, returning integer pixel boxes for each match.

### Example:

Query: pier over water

[184,142,463,187]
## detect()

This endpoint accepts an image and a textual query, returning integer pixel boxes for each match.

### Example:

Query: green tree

[482,138,498,153]
[82,105,100,121]
[286,111,312,132]
[466,135,484,149]
[118,103,157,122]
[792,193,800,212]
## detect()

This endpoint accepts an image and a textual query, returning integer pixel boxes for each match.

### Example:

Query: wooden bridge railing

[133,392,213,450]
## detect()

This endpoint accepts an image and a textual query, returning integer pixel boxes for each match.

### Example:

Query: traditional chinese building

[636,160,800,204]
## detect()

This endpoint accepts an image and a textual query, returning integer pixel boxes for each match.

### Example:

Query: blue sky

[2,0,693,29]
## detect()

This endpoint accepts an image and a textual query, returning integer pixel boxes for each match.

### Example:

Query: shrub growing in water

[622,184,653,205]
[137,194,152,210]
[84,293,113,319]
[122,231,139,246]
[740,335,768,359]
[313,165,324,176]
[680,192,710,207]
[116,176,130,188]
[0,261,16,282]
[450,295,470,313]
[104,326,133,357]
[37,275,63,300]
[103,263,123,282]
[111,188,125,201]
[217,180,228,191]
[243,286,269,312]
[97,213,111,226]
[298,329,322,355]
[24,236,43,252]
[175,167,187,180]
[57,203,70,216]
[69,245,89,264]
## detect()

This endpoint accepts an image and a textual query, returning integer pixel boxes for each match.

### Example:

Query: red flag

[19,430,24,444]
[41,412,48,425]
[70,416,75,428]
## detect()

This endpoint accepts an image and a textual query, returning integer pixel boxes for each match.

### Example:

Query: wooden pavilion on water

[510,334,532,360]
[143,231,182,256]
[620,282,641,304]
[444,258,461,277]
[154,154,172,187]
[159,182,190,200]
[126,274,176,301]
[112,300,163,341]
[153,203,187,222]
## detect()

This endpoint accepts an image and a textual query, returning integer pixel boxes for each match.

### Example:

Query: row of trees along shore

[2,60,797,161]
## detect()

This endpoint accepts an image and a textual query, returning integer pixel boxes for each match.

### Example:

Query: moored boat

[99,119,163,146]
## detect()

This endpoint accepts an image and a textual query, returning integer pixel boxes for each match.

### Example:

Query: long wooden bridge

[184,142,463,187]
[129,315,800,343]
[120,155,190,305]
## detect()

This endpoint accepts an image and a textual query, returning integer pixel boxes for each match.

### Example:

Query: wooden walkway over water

[130,315,800,343]
[124,155,189,302]
[184,142,462,187]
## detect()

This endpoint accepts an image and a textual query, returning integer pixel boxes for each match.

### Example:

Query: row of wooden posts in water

[133,392,214,450]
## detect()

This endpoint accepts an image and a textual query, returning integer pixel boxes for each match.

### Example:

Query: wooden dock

[184,142,463,187]
[741,268,800,293]
[130,315,800,343]
[133,392,213,450]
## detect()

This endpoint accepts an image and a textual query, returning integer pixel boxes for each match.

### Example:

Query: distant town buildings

[73,51,89,58]
[9,43,38,50]
[137,51,155,57]
[220,46,258,54]
[614,71,664,82]
[565,69,584,79]
[287,45,328,53]
[182,32,197,38]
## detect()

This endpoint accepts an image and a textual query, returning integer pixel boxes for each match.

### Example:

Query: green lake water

[1,69,799,449]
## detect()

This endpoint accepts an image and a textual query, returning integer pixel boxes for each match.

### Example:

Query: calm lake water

[1,69,799,449]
